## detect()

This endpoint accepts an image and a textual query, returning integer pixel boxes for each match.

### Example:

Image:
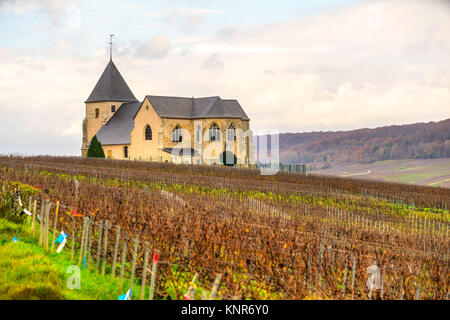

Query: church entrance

[220,151,237,166]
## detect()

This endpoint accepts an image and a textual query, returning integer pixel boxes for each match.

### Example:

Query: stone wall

[81,101,126,156]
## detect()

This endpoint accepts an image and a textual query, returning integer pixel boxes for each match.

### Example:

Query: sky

[0,0,449,155]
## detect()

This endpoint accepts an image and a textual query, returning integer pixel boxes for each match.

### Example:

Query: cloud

[202,54,224,70]
[140,35,171,59]
[185,0,450,132]
[1,0,450,155]
[116,35,171,60]
[0,0,81,26]
[148,8,222,31]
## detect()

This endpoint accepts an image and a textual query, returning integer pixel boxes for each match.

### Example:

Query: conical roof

[85,60,138,103]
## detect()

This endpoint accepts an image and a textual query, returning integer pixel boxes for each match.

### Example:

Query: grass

[427,179,450,187]
[0,216,228,300]
[382,171,447,184]
[317,158,450,187]
[0,218,148,300]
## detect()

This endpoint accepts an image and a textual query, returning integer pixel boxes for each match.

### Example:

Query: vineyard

[0,155,449,300]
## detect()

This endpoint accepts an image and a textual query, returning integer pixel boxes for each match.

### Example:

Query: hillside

[311,158,450,188]
[260,118,450,164]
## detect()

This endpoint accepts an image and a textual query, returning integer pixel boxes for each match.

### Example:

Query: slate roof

[94,95,249,146]
[85,60,138,103]
[93,102,141,146]
[144,95,250,120]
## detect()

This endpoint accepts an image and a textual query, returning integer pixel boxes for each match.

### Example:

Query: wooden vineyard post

[129,237,139,291]
[95,221,104,274]
[51,201,60,252]
[209,274,222,300]
[31,200,37,237]
[380,265,386,300]
[78,217,88,266]
[39,200,45,247]
[148,251,159,300]
[71,215,75,261]
[101,220,110,276]
[40,200,50,249]
[119,231,128,290]
[185,273,199,300]
[307,257,312,295]
[45,201,51,251]
[415,279,421,300]
[317,244,324,292]
[84,217,92,270]
[342,258,348,299]
[351,256,356,300]
[80,217,90,268]
[400,276,404,300]
[111,226,121,278]
[86,219,94,271]
[27,196,33,228]
[140,245,150,300]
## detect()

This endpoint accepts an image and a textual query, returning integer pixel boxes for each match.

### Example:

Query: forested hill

[263,118,450,164]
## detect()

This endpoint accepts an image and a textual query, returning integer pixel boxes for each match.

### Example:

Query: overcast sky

[0,0,449,155]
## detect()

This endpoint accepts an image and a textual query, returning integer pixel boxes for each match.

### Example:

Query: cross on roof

[109,34,114,61]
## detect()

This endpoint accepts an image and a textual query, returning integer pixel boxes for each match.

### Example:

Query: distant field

[311,158,450,188]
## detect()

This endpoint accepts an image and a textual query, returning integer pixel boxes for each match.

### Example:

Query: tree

[87,135,105,158]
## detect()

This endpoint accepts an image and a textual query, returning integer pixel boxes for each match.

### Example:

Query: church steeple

[85,59,138,103]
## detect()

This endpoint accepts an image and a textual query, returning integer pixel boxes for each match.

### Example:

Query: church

[81,58,254,165]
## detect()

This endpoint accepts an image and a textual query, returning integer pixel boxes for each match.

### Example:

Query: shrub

[87,135,105,159]
[0,182,40,223]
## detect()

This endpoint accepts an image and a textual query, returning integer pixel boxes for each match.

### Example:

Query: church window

[111,105,116,112]
[95,108,100,118]
[209,123,220,141]
[124,146,128,159]
[145,125,152,140]
[172,125,182,142]
[227,123,236,141]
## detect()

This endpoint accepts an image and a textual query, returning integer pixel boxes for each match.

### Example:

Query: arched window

[172,125,182,142]
[95,108,100,118]
[145,125,152,140]
[227,123,236,141]
[209,123,220,141]
[111,105,116,112]
[124,146,128,158]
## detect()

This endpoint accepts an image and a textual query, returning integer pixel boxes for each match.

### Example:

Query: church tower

[81,59,138,157]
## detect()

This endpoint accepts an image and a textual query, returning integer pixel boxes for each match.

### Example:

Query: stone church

[82,58,254,165]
